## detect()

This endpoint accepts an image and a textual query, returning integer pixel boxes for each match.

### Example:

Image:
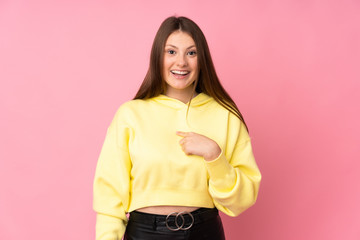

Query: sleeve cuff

[204,148,237,191]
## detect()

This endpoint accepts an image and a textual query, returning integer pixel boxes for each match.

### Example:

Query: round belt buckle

[165,211,194,231]
[177,211,194,230]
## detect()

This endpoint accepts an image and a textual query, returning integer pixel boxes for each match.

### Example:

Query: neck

[165,89,198,104]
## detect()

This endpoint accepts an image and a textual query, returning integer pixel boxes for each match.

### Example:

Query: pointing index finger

[176,131,187,136]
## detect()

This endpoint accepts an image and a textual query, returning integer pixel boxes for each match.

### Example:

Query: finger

[176,131,188,136]
[180,145,188,154]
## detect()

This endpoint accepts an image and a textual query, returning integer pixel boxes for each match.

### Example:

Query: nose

[176,53,188,67]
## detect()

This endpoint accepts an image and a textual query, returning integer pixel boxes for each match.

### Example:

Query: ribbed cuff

[204,148,237,191]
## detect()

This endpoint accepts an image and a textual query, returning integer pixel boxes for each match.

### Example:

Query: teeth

[171,70,189,75]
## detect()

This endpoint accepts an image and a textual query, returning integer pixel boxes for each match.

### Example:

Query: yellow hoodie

[93,92,261,239]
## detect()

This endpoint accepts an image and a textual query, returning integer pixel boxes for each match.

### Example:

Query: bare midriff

[135,206,200,215]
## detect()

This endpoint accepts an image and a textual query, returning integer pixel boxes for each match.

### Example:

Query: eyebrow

[165,44,196,50]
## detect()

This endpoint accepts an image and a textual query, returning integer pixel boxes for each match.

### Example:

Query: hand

[176,131,221,161]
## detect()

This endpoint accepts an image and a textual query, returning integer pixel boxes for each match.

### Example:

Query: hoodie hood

[150,92,213,110]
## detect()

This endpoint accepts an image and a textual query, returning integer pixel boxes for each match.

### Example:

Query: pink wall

[1,0,359,239]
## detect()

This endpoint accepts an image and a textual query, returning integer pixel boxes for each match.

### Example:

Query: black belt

[129,207,219,231]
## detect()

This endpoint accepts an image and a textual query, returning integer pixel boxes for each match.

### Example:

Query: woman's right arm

[93,108,132,240]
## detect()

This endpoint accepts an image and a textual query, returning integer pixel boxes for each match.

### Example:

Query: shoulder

[197,94,228,113]
[115,98,149,114]
[110,99,148,125]
[209,97,249,141]
[205,96,240,121]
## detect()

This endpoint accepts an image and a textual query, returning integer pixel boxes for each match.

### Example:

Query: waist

[136,206,200,214]
[129,207,219,231]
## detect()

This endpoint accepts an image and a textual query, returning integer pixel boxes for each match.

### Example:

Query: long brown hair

[133,16,249,131]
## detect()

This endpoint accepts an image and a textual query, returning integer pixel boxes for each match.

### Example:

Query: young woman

[93,16,261,240]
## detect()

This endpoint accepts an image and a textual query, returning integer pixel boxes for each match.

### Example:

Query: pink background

[1,0,359,239]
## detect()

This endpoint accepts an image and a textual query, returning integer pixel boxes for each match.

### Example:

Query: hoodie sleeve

[204,113,261,216]
[93,107,132,240]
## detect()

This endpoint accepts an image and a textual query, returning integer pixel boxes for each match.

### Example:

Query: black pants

[123,208,226,240]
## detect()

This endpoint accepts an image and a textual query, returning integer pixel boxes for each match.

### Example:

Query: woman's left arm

[176,119,261,217]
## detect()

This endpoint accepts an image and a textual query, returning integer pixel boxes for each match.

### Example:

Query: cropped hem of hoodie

[93,92,262,240]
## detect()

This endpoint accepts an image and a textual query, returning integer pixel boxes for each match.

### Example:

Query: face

[162,31,199,97]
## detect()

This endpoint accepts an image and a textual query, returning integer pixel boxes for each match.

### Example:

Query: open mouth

[171,70,190,77]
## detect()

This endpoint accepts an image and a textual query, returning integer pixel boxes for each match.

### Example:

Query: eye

[187,50,197,56]
[167,50,176,54]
